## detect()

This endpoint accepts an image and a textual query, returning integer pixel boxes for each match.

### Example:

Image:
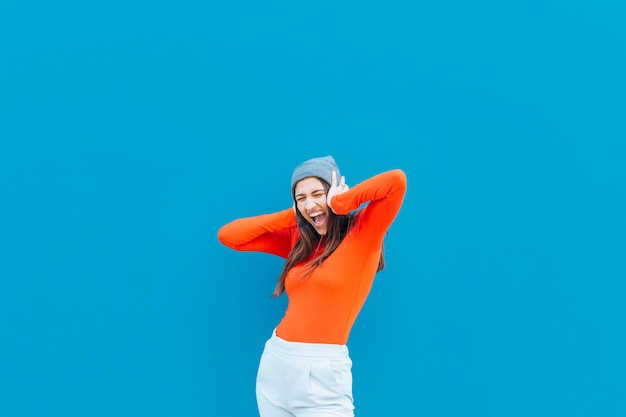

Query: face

[294,177,329,235]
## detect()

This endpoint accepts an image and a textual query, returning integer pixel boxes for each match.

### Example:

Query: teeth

[310,211,323,218]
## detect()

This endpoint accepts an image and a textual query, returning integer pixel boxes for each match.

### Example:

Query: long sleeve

[217,208,298,258]
[330,169,407,251]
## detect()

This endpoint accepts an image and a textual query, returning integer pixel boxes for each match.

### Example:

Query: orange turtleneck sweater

[217,169,407,344]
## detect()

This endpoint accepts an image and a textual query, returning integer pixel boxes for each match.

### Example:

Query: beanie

[291,155,340,192]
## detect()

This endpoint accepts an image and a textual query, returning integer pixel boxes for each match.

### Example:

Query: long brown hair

[272,179,385,297]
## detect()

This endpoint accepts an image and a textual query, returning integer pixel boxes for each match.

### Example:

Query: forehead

[294,177,324,195]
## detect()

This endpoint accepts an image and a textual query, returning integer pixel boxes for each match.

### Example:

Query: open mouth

[310,212,326,227]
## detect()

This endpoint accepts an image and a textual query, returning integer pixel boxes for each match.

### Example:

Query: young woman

[217,155,407,417]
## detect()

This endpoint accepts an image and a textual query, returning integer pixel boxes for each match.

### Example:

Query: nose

[304,197,316,210]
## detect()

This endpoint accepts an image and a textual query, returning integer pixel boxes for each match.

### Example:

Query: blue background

[1,1,625,416]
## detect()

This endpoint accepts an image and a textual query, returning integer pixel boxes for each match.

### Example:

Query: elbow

[392,168,407,182]
[217,226,232,247]
[390,169,407,192]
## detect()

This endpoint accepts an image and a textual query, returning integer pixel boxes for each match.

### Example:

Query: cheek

[317,197,329,209]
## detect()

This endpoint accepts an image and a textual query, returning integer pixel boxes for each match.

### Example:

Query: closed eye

[295,190,326,202]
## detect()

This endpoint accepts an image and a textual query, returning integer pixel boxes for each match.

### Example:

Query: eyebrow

[294,189,326,198]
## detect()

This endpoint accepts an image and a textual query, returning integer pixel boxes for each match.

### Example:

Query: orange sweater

[217,169,407,344]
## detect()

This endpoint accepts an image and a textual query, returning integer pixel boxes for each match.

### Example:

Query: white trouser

[256,330,355,417]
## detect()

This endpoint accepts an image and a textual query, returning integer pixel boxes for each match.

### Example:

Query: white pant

[256,330,355,417]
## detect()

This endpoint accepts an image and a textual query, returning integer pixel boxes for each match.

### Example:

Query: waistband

[269,329,349,358]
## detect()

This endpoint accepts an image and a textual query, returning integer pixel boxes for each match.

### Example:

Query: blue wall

[1,1,625,416]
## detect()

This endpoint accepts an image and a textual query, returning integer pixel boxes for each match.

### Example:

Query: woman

[217,155,407,417]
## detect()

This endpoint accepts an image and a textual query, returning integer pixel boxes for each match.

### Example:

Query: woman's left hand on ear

[327,170,349,213]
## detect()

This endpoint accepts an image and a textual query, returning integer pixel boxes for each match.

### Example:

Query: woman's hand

[327,170,349,213]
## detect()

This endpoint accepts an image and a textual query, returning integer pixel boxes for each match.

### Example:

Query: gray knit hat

[291,155,340,192]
